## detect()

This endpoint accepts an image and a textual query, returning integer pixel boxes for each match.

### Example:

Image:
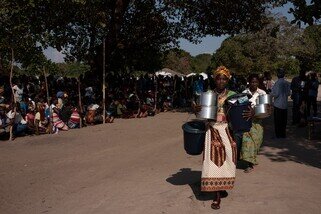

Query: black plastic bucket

[182,121,206,155]
[225,93,252,132]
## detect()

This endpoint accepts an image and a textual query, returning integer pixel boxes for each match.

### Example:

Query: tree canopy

[0,0,319,77]
[211,16,321,75]
[212,17,302,74]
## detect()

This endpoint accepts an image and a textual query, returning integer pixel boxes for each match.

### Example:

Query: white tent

[155,68,184,77]
[186,72,208,79]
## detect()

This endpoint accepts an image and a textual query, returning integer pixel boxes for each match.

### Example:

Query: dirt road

[1,112,321,214]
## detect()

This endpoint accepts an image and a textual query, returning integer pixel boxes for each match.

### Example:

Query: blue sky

[44,3,294,62]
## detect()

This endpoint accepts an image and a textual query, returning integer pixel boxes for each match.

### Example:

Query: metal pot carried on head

[196,91,218,120]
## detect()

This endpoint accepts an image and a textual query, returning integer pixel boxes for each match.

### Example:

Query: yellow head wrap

[213,66,231,79]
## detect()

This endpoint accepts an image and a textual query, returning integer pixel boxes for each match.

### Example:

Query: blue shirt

[271,78,291,109]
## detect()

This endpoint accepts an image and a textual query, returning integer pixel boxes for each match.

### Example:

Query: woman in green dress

[241,74,268,172]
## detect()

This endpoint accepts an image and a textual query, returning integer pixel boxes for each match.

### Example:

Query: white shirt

[271,78,291,109]
[6,110,27,125]
[12,85,23,102]
[243,88,267,107]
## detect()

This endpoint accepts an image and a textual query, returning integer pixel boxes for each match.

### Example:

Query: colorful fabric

[67,109,80,128]
[216,90,236,122]
[201,123,237,191]
[201,90,237,192]
[214,66,231,79]
[69,110,80,123]
[241,121,263,165]
[52,112,68,131]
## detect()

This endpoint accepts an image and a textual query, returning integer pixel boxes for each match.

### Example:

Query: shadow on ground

[166,168,216,201]
[260,102,321,169]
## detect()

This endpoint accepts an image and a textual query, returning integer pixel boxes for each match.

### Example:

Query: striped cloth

[52,112,68,131]
[68,109,80,129]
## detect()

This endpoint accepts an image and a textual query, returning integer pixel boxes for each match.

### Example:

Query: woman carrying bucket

[192,66,253,209]
[241,74,270,173]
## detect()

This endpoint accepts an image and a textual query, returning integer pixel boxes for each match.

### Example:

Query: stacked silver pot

[196,91,218,120]
[254,94,272,118]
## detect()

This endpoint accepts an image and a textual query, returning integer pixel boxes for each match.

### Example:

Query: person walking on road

[192,66,252,210]
[271,68,291,138]
[241,74,268,173]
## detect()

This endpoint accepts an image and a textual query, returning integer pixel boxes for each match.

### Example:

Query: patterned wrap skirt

[241,121,263,165]
[201,122,237,192]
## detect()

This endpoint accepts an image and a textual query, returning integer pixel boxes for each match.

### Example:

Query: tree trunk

[102,39,106,123]
[9,48,16,141]
[43,68,52,134]
[77,77,83,128]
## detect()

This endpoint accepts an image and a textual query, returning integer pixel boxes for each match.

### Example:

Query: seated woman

[0,107,9,137]
[163,96,173,112]
[142,90,156,117]
[67,107,80,128]
[115,98,129,119]
[137,100,148,118]
[34,102,49,135]
[125,94,140,118]
[25,108,36,134]
[85,104,103,125]
[106,99,117,123]
[139,91,156,117]
[7,103,28,138]
[51,99,68,132]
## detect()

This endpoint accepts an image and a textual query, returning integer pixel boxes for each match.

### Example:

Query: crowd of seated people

[0,71,257,140]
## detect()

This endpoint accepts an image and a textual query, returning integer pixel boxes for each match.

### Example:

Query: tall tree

[211,16,302,75]
[163,49,193,74]
[0,1,43,74]
[192,54,212,73]
[295,24,321,72]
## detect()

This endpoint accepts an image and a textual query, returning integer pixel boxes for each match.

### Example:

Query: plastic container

[225,93,252,132]
[182,121,206,155]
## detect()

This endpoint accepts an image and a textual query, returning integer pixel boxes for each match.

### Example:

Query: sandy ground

[1,107,321,214]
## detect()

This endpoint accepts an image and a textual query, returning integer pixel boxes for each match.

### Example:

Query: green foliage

[57,62,91,77]
[163,49,193,74]
[0,0,44,73]
[211,16,303,75]
[2,0,318,79]
[191,54,212,73]
[294,24,321,72]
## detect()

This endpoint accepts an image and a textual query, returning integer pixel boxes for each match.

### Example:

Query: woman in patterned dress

[193,66,252,209]
[241,74,268,173]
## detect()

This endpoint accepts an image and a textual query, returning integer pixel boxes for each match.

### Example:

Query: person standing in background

[263,71,275,94]
[271,68,291,138]
[291,70,308,125]
[307,72,319,117]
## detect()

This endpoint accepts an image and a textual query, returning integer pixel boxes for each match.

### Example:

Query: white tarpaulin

[186,72,208,79]
[155,68,184,77]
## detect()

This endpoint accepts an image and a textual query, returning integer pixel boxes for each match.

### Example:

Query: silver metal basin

[254,104,270,118]
[256,94,272,105]
[200,91,218,107]
[197,106,218,120]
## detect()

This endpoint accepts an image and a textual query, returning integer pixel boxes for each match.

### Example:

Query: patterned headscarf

[214,66,231,79]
